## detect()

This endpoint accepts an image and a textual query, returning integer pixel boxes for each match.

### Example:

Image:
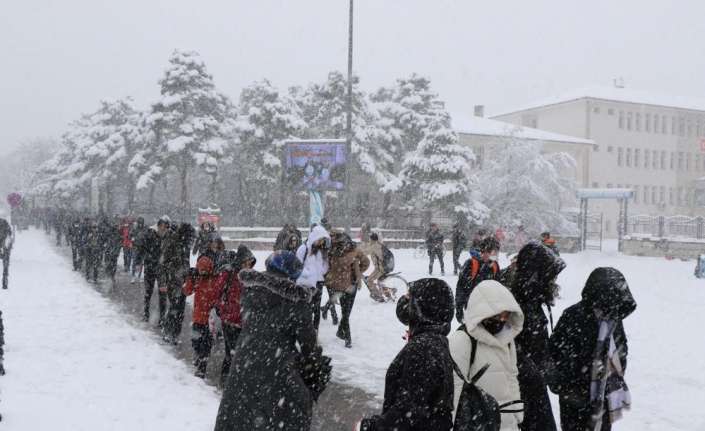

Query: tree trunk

[209,172,218,205]
[126,180,136,214]
[180,165,189,220]
[104,181,113,215]
[148,183,156,210]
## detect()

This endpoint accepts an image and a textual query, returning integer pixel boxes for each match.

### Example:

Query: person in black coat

[101,217,123,288]
[162,222,196,343]
[358,278,455,431]
[451,222,468,275]
[426,223,445,275]
[137,217,170,323]
[214,251,331,431]
[510,241,566,431]
[549,267,636,431]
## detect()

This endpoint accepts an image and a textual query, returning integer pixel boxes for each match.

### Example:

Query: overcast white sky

[2,0,704,153]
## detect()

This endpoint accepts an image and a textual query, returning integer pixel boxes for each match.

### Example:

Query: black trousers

[1,249,9,290]
[311,282,324,333]
[559,397,611,431]
[71,244,81,270]
[337,288,357,342]
[163,273,186,339]
[104,252,119,279]
[122,247,133,272]
[221,323,241,385]
[85,250,100,282]
[452,247,463,274]
[0,309,4,359]
[144,269,166,323]
[428,249,444,273]
[192,323,214,369]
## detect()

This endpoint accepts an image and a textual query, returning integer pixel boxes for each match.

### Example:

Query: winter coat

[216,246,256,327]
[360,328,455,431]
[182,255,219,326]
[449,280,524,430]
[325,244,370,293]
[295,225,330,288]
[426,229,444,252]
[509,242,566,431]
[137,227,163,272]
[214,269,320,431]
[451,228,468,252]
[455,254,500,323]
[274,225,303,252]
[548,267,636,431]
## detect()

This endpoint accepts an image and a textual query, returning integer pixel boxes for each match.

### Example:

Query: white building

[492,86,705,236]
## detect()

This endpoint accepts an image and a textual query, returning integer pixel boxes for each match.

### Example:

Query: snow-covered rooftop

[453,114,594,145]
[494,86,705,117]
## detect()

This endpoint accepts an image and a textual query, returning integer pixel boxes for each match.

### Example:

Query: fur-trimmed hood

[239,269,314,305]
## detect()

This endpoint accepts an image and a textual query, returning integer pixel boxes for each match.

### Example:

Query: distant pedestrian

[451,222,468,275]
[296,225,331,333]
[426,223,445,275]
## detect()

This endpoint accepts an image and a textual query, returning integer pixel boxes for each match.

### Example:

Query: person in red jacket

[215,245,256,386]
[120,216,134,273]
[182,253,221,378]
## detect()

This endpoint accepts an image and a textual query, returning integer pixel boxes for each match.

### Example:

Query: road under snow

[1,231,704,430]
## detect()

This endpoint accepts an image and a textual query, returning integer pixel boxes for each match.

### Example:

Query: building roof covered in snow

[453,114,594,145]
[493,86,705,117]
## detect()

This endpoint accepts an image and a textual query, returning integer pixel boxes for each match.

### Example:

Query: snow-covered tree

[138,50,234,209]
[477,138,577,233]
[0,137,59,201]
[398,121,487,223]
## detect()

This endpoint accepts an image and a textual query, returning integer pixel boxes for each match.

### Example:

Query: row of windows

[610,146,705,172]
[602,106,705,137]
[594,183,697,207]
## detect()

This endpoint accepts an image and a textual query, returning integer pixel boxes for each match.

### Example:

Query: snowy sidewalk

[0,230,220,430]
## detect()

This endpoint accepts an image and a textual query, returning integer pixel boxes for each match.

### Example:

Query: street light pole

[345,0,354,233]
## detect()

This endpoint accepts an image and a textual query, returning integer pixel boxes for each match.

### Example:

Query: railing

[627,214,705,239]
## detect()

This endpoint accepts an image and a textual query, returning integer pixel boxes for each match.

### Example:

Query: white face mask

[488,254,498,262]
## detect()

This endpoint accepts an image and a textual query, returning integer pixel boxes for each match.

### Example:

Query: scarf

[588,320,632,430]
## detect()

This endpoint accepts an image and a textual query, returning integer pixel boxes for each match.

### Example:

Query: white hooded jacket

[448,280,524,430]
[295,225,331,288]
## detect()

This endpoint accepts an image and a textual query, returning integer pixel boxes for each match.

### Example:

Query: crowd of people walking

[3,207,638,431]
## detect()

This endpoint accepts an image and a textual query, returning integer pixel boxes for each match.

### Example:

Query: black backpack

[452,328,524,431]
[381,244,395,274]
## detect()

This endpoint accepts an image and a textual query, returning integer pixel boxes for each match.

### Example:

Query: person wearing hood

[296,225,331,333]
[449,280,524,430]
[138,216,170,324]
[456,236,501,324]
[162,222,196,344]
[215,245,256,386]
[214,251,332,431]
[357,278,455,431]
[510,241,566,431]
[549,268,636,431]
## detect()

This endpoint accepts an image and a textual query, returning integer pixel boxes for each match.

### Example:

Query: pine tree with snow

[477,138,577,233]
[138,50,234,210]
[398,121,487,223]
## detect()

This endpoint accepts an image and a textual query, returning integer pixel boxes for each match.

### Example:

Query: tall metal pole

[345,0,354,233]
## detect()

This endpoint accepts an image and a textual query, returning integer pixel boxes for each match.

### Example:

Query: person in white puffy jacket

[448,279,524,430]
[296,224,331,333]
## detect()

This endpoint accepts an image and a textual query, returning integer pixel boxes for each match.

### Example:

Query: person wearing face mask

[455,236,501,324]
[548,268,636,431]
[449,280,525,430]
[356,278,456,431]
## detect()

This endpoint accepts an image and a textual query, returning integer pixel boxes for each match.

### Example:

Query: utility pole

[345,0,354,233]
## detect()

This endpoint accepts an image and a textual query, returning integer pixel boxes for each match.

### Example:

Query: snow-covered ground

[2,231,705,430]
[0,230,221,430]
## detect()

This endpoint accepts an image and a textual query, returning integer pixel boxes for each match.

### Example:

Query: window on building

[646,113,651,132]
[593,106,600,114]
[617,184,623,189]
[687,153,692,171]
[660,186,665,204]
[672,116,677,135]
[636,113,641,131]
[592,182,599,188]
[688,120,694,137]
[605,220,612,233]
[644,149,650,168]
[669,187,674,205]
[619,111,625,129]
[663,115,668,133]
[654,115,660,133]
[678,187,684,206]
[678,152,684,170]
[697,154,702,171]
[661,151,666,169]
[644,186,650,204]
[627,112,633,130]
[634,185,640,203]
[607,146,614,152]
[670,152,675,170]
[679,117,686,136]
[698,120,702,137]
[618,148,624,166]
[626,148,632,167]
[652,187,658,204]
[634,149,640,167]
[608,108,615,115]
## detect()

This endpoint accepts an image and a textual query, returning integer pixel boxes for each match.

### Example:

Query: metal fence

[628,214,705,239]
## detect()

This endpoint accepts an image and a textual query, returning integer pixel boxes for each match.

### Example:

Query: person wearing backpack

[356,278,455,431]
[296,224,331,332]
[449,280,524,430]
[455,236,501,324]
[215,245,256,386]
[510,241,566,431]
[548,268,636,431]
[362,232,389,303]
